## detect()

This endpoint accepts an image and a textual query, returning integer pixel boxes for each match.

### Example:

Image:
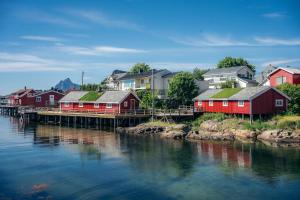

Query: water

[0,116,300,200]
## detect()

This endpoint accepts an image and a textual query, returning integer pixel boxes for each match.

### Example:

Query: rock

[258,129,300,143]
[200,120,220,132]
[233,129,257,140]
[116,124,165,136]
[186,130,235,141]
[161,124,189,139]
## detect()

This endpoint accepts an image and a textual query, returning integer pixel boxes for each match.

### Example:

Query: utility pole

[81,71,84,87]
[152,68,154,122]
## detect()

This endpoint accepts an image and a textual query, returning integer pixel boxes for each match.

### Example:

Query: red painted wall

[35,91,65,107]
[60,93,140,114]
[252,89,287,114]
[269,69,298,86]
[10,90,36,106]
[194,100,250,114]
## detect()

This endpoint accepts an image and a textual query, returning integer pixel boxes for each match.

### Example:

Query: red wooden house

[34,90,65,107]
[8,88,36,106]
[194,86,290,116]
[268,67,300,87]
[59,90,140,114]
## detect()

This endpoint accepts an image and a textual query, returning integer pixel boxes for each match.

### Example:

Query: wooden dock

[1,105,195,128]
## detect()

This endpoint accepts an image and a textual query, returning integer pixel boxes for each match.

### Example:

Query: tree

[193,68,208,80]
[220,80,236,88]
[136,89,159,109]
[80,83,108,92]
[167,72,199,107]
[277,83,300,114]
[130,63,151,73]
[217,57,255,72]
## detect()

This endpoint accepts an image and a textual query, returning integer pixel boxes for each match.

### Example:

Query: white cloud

[261,59,300,67]
[20,35,63,42]
[0,52,75,72]
[55,43,147,55]
[62,8,141,30]
[262,12,286,19]
[255,37,300,46]
[170,33,251,47]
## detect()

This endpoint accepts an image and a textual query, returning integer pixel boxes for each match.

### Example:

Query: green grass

[146,120,177,127]
[211,88,242,98]
[192,113,229,128]
[80,91,102,101]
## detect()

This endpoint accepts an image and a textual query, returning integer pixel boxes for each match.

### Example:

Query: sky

[0,0,300,94]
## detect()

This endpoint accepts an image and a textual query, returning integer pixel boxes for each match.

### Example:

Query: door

[49,95,55,106]
[130,99,135,110]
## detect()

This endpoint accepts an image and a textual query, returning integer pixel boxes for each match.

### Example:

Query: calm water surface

[0,116,300,200]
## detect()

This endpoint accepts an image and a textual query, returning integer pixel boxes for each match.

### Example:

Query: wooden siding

[252,89,287,114]
[60,92,140,114]
[34,91,65,107]
[194,100,250,114]
[269,69,299,86]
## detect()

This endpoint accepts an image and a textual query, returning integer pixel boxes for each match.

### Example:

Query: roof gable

[59,91,88,102]
[95,91,139,103]
[268,67,300,77]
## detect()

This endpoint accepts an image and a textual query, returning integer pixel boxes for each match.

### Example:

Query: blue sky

[0,0,300,94]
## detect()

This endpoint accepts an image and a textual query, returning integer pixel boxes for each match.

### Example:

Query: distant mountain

[54,78,80,91]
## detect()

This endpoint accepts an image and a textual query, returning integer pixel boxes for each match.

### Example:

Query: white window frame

[79,102,84,107]
[222,100,228,107]
[64,102,69,107]
[198,101,202,106]
[36,96,41,102]
[275,99,283,107]
[209,100,213,106]
[238,100,244,107]
[124,101,128,107]
[106,103,113,108]
[94,103,99,108]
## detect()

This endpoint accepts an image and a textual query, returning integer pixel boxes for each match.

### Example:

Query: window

[222,100,228,107]
[198,101,202,106]
[140,79,144,84]
[124,101,128,107]
[238,100,244,107]
[275,99,283,107]
[36,96,41,102]
[209,100,213,106]
[94,103,99,108]
[276,76,287,85]
[79,102,83,107]
[106,103,112,108]
[64,102,69,107]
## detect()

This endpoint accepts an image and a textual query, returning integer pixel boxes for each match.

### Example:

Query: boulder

[186,130,235,141]
[258,129,300,143]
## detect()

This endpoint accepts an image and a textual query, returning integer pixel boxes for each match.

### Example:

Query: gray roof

[118,69,165,80]
[228,86,270,100]
[238,77,259,85]
[59,91,88,102]
[95,90,137,103]
[203,66,248,76]
[162,72,179,78]
[194,86,279,101]
[193,89,222,100]
[278,67,300,74]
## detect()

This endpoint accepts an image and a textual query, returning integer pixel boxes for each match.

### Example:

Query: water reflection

[1,117,300,200]
[32,124,300,181]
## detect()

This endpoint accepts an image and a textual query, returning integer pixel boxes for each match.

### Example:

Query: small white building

[203,66,257,89]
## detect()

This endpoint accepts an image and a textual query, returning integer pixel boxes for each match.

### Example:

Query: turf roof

[210,88,242,99]
[79,91,102,101]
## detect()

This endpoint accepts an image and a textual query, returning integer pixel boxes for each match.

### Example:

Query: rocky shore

[116,119,300,144]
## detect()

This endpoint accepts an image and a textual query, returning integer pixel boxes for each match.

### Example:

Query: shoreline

[116,119,300,146]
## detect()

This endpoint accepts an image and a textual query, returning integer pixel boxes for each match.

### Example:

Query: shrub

[277,83,300,114]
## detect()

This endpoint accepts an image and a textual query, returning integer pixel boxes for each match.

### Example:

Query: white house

[203,66,257,89]
[117,69,177,99]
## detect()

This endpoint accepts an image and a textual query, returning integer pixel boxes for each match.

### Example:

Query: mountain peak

[55,78,80,91]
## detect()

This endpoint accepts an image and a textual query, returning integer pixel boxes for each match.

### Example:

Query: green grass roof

[211,88,242,99]
[80,91,102,101]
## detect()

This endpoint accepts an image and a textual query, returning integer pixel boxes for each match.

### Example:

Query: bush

[277,83,300,114]
[242,121,271,131]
